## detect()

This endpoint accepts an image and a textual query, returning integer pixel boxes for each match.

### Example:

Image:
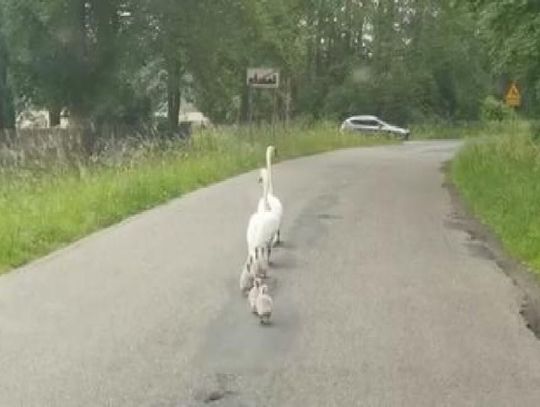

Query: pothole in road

[203,389,232,403]
[194,387,236,405]
[192,373,237,405]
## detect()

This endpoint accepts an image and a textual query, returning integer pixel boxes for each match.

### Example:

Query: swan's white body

[256,285,273,324]
[246,155,280,254]
[248,278,262,313]
[257,146,283,245]
[246,211,279,252]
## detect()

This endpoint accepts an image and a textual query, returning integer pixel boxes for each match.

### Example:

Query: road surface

[1,141,540,406]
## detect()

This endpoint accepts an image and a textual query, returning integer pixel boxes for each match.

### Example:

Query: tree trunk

[0,37,15,129]
[49,106,62,127]
[284,77,292,126]
[0,90,15,130]
[240,83,250,123]
[70,111,96,155]
[93,0,117,72]
[166,60,181,131]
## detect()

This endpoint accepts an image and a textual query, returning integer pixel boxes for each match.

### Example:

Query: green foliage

[411,119,528,140]
[468,0,540,116]
[481,96,517,122]
[0,0,538,128]
[92,82,152,127]
[0,0,500,129]
[2,0,122,116]
[0,6,15,128]
[529,120,540,142]
[296,1,490,124]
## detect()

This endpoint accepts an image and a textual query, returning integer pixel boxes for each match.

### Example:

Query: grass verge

[451,120,540,273]
[0,122,395,274]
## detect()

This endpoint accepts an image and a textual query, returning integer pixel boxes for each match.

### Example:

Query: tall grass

[0,122,394,273]
[452,120,540,273]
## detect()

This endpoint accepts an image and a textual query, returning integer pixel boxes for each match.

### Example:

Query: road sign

[247,68,279,88]
[505,82,521,107]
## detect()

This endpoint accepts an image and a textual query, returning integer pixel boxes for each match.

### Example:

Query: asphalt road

[1,141,540,406]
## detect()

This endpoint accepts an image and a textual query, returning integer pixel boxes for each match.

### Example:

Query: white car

[340,115,410,140]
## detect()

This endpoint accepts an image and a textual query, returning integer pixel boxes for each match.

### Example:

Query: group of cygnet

[240,145,283,325]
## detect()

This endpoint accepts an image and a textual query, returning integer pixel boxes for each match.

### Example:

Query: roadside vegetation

[410,97,525,140]
[410,120,533,140]
[0,123,394,273]
[452,120,540,274]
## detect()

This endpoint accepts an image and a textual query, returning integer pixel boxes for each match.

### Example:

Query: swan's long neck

[262,170,271,211]
[266,147,274,195]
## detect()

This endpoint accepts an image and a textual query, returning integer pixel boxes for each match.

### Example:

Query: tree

[304,0,489,123]
[0,5,15,129]
[0,0,512,133]
[466,0,540,115]
[2,1,147,125]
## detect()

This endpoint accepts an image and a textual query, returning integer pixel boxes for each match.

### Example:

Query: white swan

[256,284,273,324]
[257,146,283,245]
[246,165,280,256]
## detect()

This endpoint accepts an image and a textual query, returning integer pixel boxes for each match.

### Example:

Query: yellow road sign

[505,82,521,107]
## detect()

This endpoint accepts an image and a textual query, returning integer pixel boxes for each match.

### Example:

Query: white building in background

[16,100,210,130]
[16,109,69,129]
[16,110,49,129]
[179,111,211,128]
[154,99,211,129]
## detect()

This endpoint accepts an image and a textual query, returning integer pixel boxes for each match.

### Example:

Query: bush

[529,120,540,142]
[480,96,516,122]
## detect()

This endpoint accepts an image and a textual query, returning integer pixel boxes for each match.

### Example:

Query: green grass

[0,122,395,273]
[451,120,540,273]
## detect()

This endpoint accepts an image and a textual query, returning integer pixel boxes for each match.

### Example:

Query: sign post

[247,68,280,89]
[505,81,521,108]
[246,68,280,135]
